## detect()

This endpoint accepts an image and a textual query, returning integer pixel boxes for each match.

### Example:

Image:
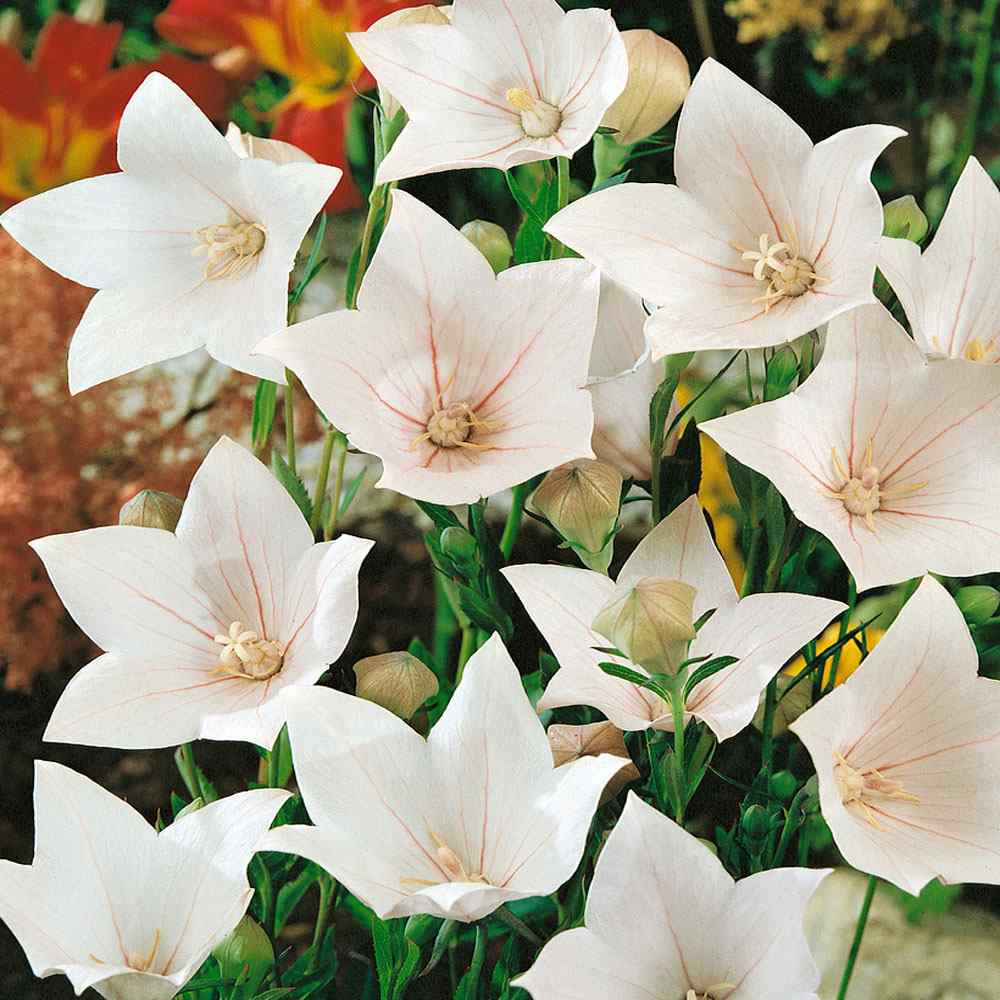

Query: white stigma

[835,751,920,831]
[740,232,818,310]
[194,218,266,280]
[214,621,284,680]
[506,87,562,138]
[126,929,161,973]
[400,830,491,889]
[685,984,736,1000]
[826,438,926,531]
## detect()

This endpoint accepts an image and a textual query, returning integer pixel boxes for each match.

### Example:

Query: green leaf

[457,584,514,642]
[455,924,487,1000]
[683,655,740,697]
[590,169,632,193]
[251,380,279,453]
[598,661,670,702]
[288,212,328,309]
[271,451,313,523]
[371,915,396,1000]
[414,500,462,531]
[274,863,323,935]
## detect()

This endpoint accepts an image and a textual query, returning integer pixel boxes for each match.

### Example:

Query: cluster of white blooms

[2,1,1000,998]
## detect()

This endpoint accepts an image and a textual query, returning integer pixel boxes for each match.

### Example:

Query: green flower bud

[764,345,799,401]
[118,489,184,532]
[769,770,799,804]
[739,804,771,844]
[882,194,928,243]
[532,459,623,556]
[460,220,513,274]
[439,525,479,574]
[212,916,273,993]
[955,585,1000,625]
[354,651,439,720]
[592,576,697,674]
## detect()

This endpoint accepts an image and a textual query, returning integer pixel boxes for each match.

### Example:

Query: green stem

[307,874,336,973]
[759,678,778,780]
[500,480,532,560]
[175,743,201,801]
[772,785,810,866]
[549,156,571,258]
[739,528,765,598]
[323,432,348,541]
[949,0,999,188]
[456,626,477,682]
[836,876,878,1000]
[669,675,688,823]
[350,185,386,310]
[433,572,460,671]
[283,369,297,476]
[495,905,542,946]
[310,429,335,535]
[690,0,717,59]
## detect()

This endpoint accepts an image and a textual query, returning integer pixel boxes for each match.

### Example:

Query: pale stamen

[194,219,266,280]
[409,374,502,452]
[400,830,491,889]
[124,928,161,973]
[835,751,920,831]
[825,438,927,531]
[214,621,284,681]
[737,231,822,312]
[686,984,736,1000]
[505,87,562,139]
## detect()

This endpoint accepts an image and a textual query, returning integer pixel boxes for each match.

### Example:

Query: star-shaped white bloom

[261,634,627,922]
[504,496,844,742]
[701,303,1000,592]
[792,575,1000,895]
[0,762,288,1000]
[256,190,600,505]
[588,276,675,481]
[0,73,341,392]
[347,0,628,183]
[880,156,1000,363]
[546,58,903,357]
[33,436,373,749]
[515,792,827,1000]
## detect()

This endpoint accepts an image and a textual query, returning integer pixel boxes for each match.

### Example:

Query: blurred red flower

[155,0,432,212]
[0,11,234,204]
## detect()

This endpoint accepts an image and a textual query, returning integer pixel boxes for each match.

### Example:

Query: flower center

[740,233,818,310]
[90,929,163,973]
[826,438,926,531]
[835,751,920,830]
[400,831,492,889]
[214,621,284,681]
[685,985,735,1000]
[194,219,266,280]
[411,399,501,452]
[506,87,562,138]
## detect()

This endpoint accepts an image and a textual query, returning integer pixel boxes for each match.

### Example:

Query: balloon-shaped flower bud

[74,0,106,24]
[592,576,697,674]
[532,459,622,572]
[882,194,928,243]
[354,651,439,720]
[118,489,183,532]
[369,5,451,121]
[439,525,479,576]
[548,720,640,804]
[212,916,274,995]
[460,220,513,274]
[600,29,690,145]
[955,585,1000,625]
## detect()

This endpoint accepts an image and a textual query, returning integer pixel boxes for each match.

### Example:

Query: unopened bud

[955,585,1000,625]
[532,459,622,556]
[354,651,439,720]
[460,220,513,274]
[212,916,273,994]
[369,5,451,120]
[211,46,261,84]
[439,525,479,574]
[600,29,690,145]
[882,194,928,243]
[740,803,771,844]
[0,9,23,47]
[118,490,183,532]
[592,576,696,674]
[752,674,811,737]
[769,770,799,804]
[764,344,799,400]
[74,0,106,24]
[548,720,639,804]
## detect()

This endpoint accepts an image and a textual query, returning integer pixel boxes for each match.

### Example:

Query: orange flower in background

[155,0,434,212]
[0,11,234,204]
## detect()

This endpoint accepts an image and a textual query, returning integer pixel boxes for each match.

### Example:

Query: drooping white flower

[34,436,372,749]
[347,0,628,183]
[792,575,1000,894]
[0,73,341,392]
[880,156,1000,363]
[701,303,1000,592]
[504,495,844,741]
[588,276,676,481]
[546,58,903,357]
[0,762,288,1000]
[256,190,600,505]
[261,634,627,922]
[516,792,827,1000]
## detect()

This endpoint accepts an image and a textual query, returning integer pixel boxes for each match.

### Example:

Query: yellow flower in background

[725,0,914,73]
[787,618,884,687]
